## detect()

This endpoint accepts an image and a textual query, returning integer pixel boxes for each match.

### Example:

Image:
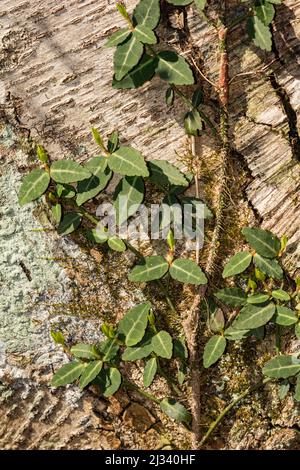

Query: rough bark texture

[0,0,299,450]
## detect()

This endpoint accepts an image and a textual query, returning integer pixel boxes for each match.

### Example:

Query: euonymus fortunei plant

[203,227,300,392]
[19,131,300,445]
[18,128,210,425]
[51,302,191,425]
[18,0,299,451]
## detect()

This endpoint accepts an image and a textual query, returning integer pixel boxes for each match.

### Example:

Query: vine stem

[192,135,201,265]
[68,202,179,316]
[122,379,160,404]
[205,23,229,278]
[185,6,231,451]
[199,377,272,447]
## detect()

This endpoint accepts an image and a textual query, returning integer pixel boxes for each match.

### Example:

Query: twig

[200,377,272,447]
[182,290,205,449]
[191,136,201,265]
[229,58,278,84]
[123,379,161,404]
[172,85,219,138]
[190,56,218,89]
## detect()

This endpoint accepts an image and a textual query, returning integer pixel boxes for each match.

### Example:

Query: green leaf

[114,176,144,225]
[167,229,175,252]
[184,109,202,136]
[232,302,276,330]
[160,398,191,424]
[92,128,105,149]
[51,330,65,345]
[112,54,158,89]
[262,355,300,379]
[51,203,62,223]
[109,146,149,177]
[278,380,290,400]
[253,254,283,280]
[192,87,204,107]
[295,323,300,340]
[51,361,86,387]
[169,259,207,285]
[143,357,157,387]
[107,131,119,154]
[209,309,225,333]
[203,335,226,368]
[56,183,76,198]
[85,156,108,177]
[116,2,131,20]
[267,0,281,3]
[134,25,157,44]
[98,339,119,361]
[70,343,99,359]
[104,367,122,397]
[117,302,151,346]
[156,51,194,85]
[214,287,247,307]
[222,251,252,278]
[166,87,175,106]
[242,227,280,258]
[178,363,187,385]
[255,267,266,281]
[295,374,300,402]
[247,16,272,51]
[129,256,169,282]
[36,144,48,163]
[76,172,110,206]
[101,323,116,339]
[114,34,144,81]
[247,293,270,304]
[85,227,108,244]
[19,168,50,205]
[122,332,154,361]
[133,0,160,29]
[58,212,82,235]
[173,337,188,360]
[152,331,173,359]
[76,160,111,205]
[166,0,193,4]
[98,367,122,397]
[194,0,207,11]
[275,306,298,326]
[50,160,91,184]
[107,237,126,252]
[148,160,188,187]
[254,0,275,25]
[224,326,250,341]
[272,289,290,301]
[105,27,131,47]
[79,360,103,389]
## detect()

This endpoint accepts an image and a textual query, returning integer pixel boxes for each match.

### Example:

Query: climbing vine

[17,0,300,451]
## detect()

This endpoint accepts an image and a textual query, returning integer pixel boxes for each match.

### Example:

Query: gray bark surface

[0,0,299,450]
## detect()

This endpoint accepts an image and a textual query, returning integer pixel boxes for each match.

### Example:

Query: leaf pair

[118,303,173,361]
[228,302,297,331]
[222,228,283,280]
[51,360,103,390]
[129,256,207,285]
